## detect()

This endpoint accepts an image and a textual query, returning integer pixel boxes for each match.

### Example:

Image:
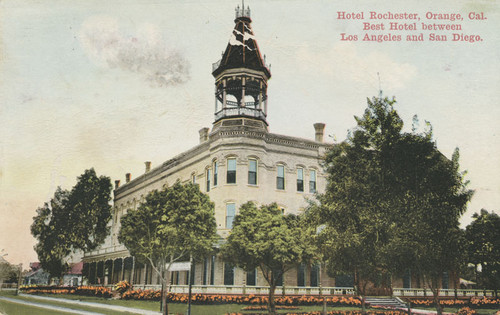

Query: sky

[0,0,499,267]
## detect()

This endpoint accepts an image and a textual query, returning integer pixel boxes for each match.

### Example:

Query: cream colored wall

[103,132,327,255]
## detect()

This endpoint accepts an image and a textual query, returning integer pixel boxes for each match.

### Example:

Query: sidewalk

[4,294,162,315]
[0,296,104,315]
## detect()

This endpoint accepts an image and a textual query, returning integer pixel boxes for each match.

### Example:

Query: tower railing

[235,6,251,18]
[214,107,266,121]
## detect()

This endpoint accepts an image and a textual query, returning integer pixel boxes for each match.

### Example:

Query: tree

[31,169,112,282]
[309,95,472,315]
[31,188,72,281]
[222,202,316,315]
[0,251,20,288]
[465,209,500,295]
[118,182,217,315]
[66,168,113,252]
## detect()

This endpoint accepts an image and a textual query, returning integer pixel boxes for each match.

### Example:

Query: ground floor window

[442,271,449,289]
[403,269,411,289]
[297,263,306,287]
[246,268,257,286]
[210,256,215,285]
[310,264,319,287]
[224,263,234,285]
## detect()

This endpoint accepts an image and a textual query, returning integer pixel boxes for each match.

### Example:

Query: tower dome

[212,4,271,131]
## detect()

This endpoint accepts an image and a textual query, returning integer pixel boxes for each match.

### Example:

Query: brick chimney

[199,127,209,143]
[145,161,151,173]
[114,180,120,188]
[125,173,131,183]
[314,123,325,142]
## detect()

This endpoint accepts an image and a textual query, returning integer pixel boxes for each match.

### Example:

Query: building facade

[83,5,335,290]
[82,5,458,293]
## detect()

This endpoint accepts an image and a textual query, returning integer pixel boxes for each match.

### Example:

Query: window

[277,165,285,190]
[227,158,236,184]
[246,268,257,286]
[297,168,304,192]
[203,258,208,285]
[210,255,215,285]
[213,161,218,186]
[442,272,449,289]
[403,269,411,289]
[226,203,236,229]
[191,173,196,184]
[224,262,234,285]
[297,263,306,287]
[310,264,320,287]
[189,264,195,285]
[309,170,317,193]
[206,168,211,192]
[248,159,257,185]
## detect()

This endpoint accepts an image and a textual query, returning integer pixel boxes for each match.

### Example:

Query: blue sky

[1,0,499,266]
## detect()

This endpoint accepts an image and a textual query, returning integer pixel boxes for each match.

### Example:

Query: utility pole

[16,263,22,296]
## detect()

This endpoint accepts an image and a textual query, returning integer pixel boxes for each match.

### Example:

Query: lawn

[0,290,365,314]
[3,290,499,315]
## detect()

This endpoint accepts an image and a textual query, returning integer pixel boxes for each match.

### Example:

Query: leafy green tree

[31,188,72,281]
[465,209,500,294]
[222,202,316,315]
[31,169,112,282]
[66,169,113,251]
[118,182,217,315]
[309,95,472,315]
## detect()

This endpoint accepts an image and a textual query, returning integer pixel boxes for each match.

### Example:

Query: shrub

[114,280,131,294]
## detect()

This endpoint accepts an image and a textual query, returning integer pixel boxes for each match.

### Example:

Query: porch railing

[98,284,495,297]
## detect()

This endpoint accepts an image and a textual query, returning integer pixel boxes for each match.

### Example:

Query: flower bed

[226,311,408,315]
[21,284,362,306]
[406,296,500,308]
[241,305,300,310]
[121,291,362,306]
[20,284,112,298]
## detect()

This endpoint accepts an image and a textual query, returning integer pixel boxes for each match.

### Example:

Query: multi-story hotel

[83,5,334,291]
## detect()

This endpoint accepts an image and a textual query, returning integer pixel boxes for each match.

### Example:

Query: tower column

[223,80,227,109]
[258,81,263,110]
[241,77,246,107]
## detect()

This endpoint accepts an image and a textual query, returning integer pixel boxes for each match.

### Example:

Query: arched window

[248,159,257,185]
[206,168,212,192]
[227,158,237,184]
[226,203,236,228]
[309,169,317,193]
[297,168,304,192]
[277,165,285,190]
[213,161,218,187]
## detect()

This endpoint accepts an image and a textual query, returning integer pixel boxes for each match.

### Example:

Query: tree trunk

[268,283,277,315]
[161,279,169,315]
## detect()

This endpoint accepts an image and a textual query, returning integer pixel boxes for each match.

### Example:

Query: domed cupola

[212,4,271,131]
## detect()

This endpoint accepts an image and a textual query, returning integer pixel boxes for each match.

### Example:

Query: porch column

[120,258,125,282]
[130,257,135,285]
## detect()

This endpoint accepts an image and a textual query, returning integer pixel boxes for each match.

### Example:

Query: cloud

[79,16,190,87]
[295,42,417,90]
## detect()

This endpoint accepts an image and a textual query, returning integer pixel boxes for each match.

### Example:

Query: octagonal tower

[212,4,271,132]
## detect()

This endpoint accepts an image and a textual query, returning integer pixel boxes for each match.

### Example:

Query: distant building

[24,262,83,286]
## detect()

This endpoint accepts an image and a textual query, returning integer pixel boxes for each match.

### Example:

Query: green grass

[0,298,77,315]
[4,290,499,315]
[411,305,500,315]
[0,291,367,314]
